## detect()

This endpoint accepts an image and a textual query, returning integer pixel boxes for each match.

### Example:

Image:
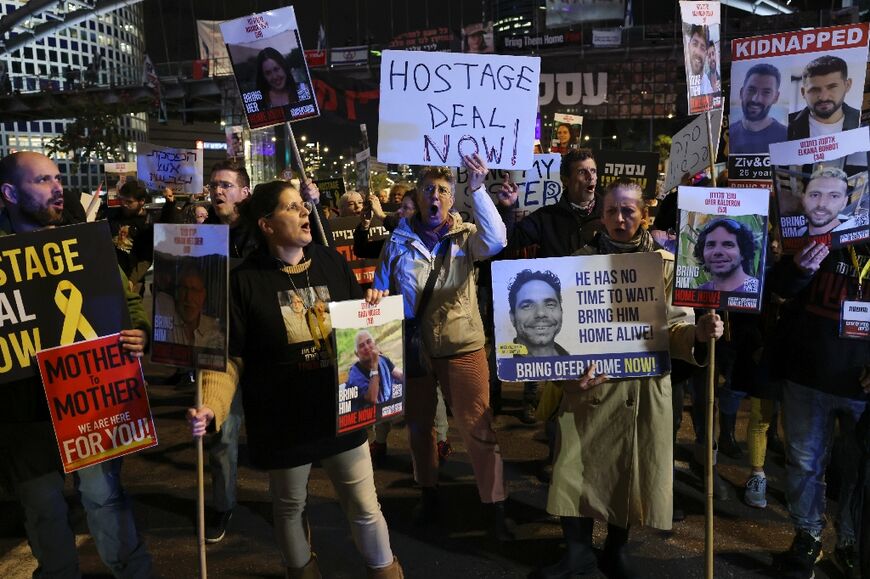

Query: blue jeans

[783,380,866,543]
[209,387,243,512]
[19,460,152,578]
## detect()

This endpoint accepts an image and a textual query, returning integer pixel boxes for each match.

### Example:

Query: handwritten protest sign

[769,127,870,252]
[36,334,157,473]
[331,296,405,434]
[596,150,660,198]
[220,7,319,130]
[680,1,722,115]
[662,109,722,194]
[728,23,869,188]
[377,50,541,170]
[673,186,769,311]
[137,143,203,194]
[0,222,130,385]
[152,224,229,371]
[453,153,562,222]
[492,253,670,382]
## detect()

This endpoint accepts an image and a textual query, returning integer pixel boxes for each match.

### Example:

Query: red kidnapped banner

[37,334,157,473]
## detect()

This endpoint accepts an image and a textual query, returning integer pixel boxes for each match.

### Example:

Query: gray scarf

[597,228,655,255]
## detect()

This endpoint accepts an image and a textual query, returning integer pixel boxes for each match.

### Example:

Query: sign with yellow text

[0,222,130,384]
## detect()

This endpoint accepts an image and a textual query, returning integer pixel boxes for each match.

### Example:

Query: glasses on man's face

[207,180,237,192]
[264,201,313,219]
[422,183,452,199]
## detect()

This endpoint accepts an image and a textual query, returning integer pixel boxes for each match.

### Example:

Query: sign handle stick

[285,122,329,247]
[195,369,207,579]
[703,109,718,579]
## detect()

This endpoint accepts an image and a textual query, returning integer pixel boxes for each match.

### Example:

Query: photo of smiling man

[507,269,568,357]
[694,219,760,293]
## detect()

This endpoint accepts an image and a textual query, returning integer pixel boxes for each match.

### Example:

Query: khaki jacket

[373,185,507,358]
[547,250,705,530]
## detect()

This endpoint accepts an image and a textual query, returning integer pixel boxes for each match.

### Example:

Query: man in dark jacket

[0,151,153,578]
[787,55,859,141]
[773,239,869,579]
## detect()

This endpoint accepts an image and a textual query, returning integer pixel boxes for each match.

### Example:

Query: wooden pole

[195,369,207,579]
[285,122,329,247]
[703,109,719,579]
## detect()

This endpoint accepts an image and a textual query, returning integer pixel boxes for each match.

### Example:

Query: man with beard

[694,218,760,293]
[788,56,858,141]
[798,167,852,236]
[730,63,788,154]
[508,270,568,356]
[686,25,713,96]
[0,152,154,577]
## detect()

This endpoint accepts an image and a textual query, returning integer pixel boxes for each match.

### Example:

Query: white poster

[136,143,204,194]
[377,50,541,170]
[674,186,769,312]
[492,253,670,382]
[330,296,406,434]
[662,109,723,195]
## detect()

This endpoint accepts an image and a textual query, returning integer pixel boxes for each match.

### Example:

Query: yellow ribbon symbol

[54,280,97,345]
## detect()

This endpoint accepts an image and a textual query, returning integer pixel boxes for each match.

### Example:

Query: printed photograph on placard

[680,1,722,115]
[550,112,583,154]
[728,23,869,188]
[462,21,494,54]
[769,128,870,253]
[152,224,229,371]
[673,186,769,311]
[220,7,319,130]
[492,253,671,383]
[330,296,405,435]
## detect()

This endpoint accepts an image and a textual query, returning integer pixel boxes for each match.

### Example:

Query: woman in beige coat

[532,180,724,579]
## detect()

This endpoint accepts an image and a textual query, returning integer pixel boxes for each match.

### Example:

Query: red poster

[37,334,158,473]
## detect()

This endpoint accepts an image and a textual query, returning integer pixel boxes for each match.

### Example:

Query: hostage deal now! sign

[37,334,157,473]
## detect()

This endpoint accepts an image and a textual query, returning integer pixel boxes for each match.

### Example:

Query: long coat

[546,249,703,530]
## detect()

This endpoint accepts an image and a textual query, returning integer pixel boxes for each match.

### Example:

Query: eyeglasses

[422,183,452,198]
[207,180,237,192]
[264,201,313,219]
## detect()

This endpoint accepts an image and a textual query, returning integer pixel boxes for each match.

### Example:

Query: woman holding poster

[533,180,723,579]
[187,181,403,577]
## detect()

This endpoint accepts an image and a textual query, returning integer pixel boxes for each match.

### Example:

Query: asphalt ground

[0,366,854,578]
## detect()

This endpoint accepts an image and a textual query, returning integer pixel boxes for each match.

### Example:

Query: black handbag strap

[414,238,450,319]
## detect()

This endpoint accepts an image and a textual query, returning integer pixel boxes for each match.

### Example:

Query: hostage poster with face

[679,1,722,115]
[673,186,769,311]
[492,253,670,382]
[769,127,870,253]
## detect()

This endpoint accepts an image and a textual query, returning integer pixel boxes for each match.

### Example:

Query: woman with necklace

[188,181,402,578]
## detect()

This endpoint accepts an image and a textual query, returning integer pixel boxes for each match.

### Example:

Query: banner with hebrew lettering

[0,222,130,385]
[596,150,660,199]
[136,143,204,195]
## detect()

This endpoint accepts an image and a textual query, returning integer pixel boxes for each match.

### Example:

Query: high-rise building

[0,1,148,192]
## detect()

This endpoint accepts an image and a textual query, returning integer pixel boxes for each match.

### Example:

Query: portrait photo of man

[154,261,225,348]
[788,55,858,141]
[346,330,403,410]
[797,167,859,236]
[507,269,568,357]
[693,218,761,294]
[730,63,788,154]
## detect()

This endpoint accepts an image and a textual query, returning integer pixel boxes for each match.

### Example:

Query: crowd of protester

[0,143,867,579]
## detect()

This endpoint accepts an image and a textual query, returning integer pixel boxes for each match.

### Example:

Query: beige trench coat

[546,250,704,530]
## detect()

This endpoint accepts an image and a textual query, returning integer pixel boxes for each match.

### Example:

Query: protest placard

[220,7,320,130]
[769,127,870,253]
[136,143,204,194]
[549,112,583,154]
[728,23,869,188]
[453,153,562,222]
[463,22,494,54]
[104,162,137,207]
[329,216,387,285]
[225,126,245,158]
[36,334,157,473]
[151,224,229,371]
[596,150,660,198]
[0,222,131,385]
[662,109,722,195]
[673,186,769,311]
[377,50,541,170]
[331,295,405,434]
[314,177,347,211]
[840,300,870,340]
[680,1,722,115]
[492,253,670,382]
